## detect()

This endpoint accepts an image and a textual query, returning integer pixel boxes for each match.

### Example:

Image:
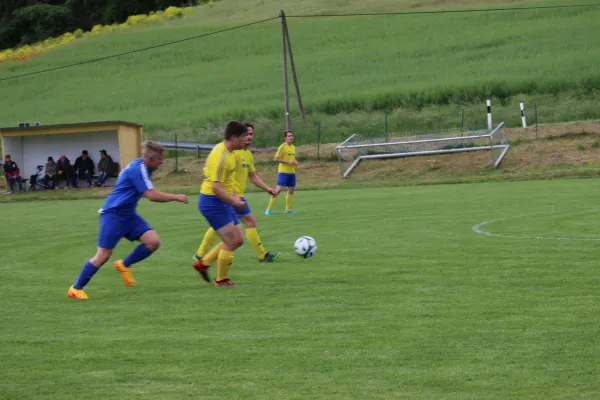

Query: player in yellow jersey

[265,130,298,215]
[193,121,248,287]
[193,123,281,274]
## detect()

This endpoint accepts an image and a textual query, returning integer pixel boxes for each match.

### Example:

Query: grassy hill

[1,0,599,147]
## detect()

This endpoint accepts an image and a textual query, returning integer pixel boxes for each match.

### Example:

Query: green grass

[1,0,600,146]
[2,179,600,398]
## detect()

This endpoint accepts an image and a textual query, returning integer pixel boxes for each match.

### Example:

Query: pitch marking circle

[472,213,600,241]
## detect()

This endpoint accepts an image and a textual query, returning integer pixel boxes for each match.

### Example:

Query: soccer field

[1,179,600,399]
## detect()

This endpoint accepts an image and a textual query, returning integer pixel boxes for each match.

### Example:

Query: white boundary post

[520,102,527,128]
[487,99,492,130]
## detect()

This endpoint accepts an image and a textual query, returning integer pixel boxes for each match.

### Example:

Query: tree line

[0,0,198,50]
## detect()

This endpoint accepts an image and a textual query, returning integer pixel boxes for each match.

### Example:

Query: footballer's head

[284,130,294,144]
[243,122,254,148]
[224,120,249,150]
[142,141,165,172]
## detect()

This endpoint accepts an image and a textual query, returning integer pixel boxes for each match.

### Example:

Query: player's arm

[212,181,244,209]
[274,156,298,166]
[248,172,276,195]
[274,147,299,166]
[135,163,188,203]
[274,144,292,165]
[246,153,270,191]
[207,153,244,209]
[144,189,188,204]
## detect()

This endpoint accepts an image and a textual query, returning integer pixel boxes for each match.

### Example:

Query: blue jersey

[99,158,154,215]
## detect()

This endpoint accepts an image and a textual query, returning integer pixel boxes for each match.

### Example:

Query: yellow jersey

[275,143,296,174]
[200,142,237,196]
[233,149,256,197]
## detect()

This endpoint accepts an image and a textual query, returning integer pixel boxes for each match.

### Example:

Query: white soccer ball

[294,236,317,258]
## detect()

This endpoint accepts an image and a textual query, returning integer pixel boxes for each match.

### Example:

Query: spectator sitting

[56,154,73,189]
[3,154,24,193]
[73,150,95,188]
[95,149,114,187]
[43,156,59,189]
[29,165,46,190]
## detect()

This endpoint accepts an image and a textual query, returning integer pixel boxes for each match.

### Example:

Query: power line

[286,3,600,18]
[1,3,598,81]
[0,16,279,82]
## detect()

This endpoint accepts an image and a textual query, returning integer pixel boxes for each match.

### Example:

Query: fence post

[535,104,538,139]
[461,108,465,136]
[486,99,492,131]
[174,133,178,172]
[317,123,321,160]
[384,112,388,143]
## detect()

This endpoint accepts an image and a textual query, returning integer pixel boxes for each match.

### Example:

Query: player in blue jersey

[67,141,188,300]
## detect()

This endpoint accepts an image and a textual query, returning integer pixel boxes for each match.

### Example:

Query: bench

[92,162,120,187]
[4,176,26,193]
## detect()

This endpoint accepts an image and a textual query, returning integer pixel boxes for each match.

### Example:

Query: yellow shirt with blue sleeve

[275,143,296,174]
[200,142,237,196]
[233,149,255,198]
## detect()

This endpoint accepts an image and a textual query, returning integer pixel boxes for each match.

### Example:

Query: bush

[126,14,149,25]
[13,5,73,46]
[0,4,194,64]
[90,25,104,35]
[164,6,185,19]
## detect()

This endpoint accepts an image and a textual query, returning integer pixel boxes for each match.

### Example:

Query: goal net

[336,122,510,178]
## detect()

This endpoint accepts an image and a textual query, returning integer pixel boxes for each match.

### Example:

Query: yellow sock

[246,227,266,260]
[285,193,293,211]
[196,228,218,257]
[267,196,278,210]
[217,250,234,281]
[202,242,223,267]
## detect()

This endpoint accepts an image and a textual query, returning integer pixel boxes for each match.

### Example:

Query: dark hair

[100,149,107,155]
[82,150,88,155]
[243,122,254,130]
[224,121,248,140]
[5,154,10,158]
[284,130,294,138]
[47,156,54,161]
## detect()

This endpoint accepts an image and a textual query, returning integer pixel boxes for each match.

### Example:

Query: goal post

[336,122,509,178]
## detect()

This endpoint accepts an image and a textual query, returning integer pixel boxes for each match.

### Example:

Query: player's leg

[284,174,296,214]
[195,227,219,259]
[197,194,239,283]
[68,247,113,300]
[191,227,220,281]
[239,209,280,262]
[266,173,286,215]
[68,213,122,299]
[214,221,244,286]
[113,215,155,287]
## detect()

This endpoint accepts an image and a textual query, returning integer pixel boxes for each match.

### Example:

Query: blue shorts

[98,212,152,249]
[199,194,240,231]
[277,173,296,188]
[235,197,251,217]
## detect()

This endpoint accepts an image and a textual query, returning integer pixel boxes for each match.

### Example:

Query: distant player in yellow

[265,130,298,215]
[192,121,248,287]
[193,123,280,278]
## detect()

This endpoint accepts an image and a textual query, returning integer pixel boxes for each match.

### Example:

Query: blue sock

[73,261,100,290]
[123,244,153,267]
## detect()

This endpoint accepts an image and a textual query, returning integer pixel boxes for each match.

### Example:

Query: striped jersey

[200,142,237,196]
[99,158,153,215]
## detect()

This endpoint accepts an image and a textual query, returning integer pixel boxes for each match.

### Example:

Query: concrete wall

[14,130,120,177]
[2,136,24,171]
[117,125,142,168]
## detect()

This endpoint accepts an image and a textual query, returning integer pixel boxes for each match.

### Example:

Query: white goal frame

[336,122,510,178]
